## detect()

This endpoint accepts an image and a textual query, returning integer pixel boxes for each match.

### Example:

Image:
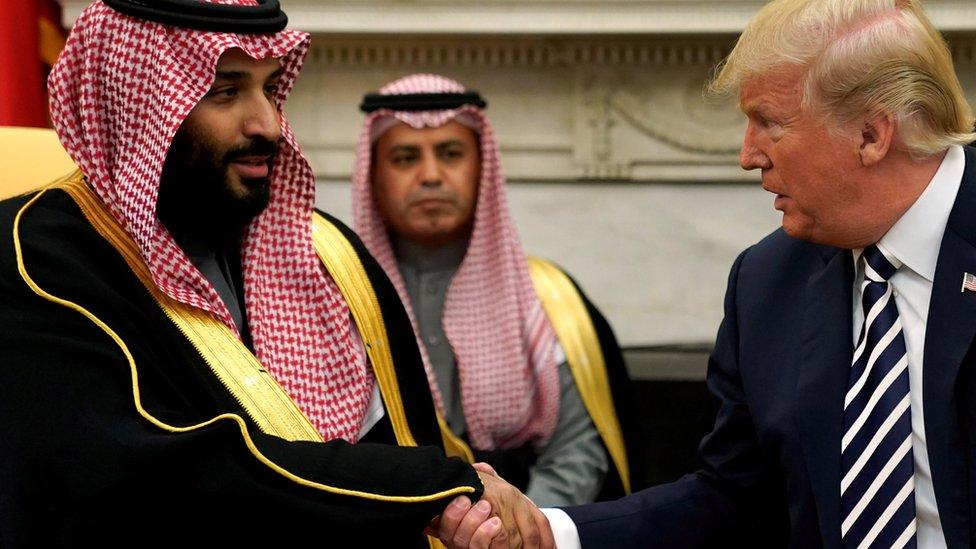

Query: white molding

[284,32,975,183]
[305,37,733,68]
[61,0,976,34]
[304,35,976,68]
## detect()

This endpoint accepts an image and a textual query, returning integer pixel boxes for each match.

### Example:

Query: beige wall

[302,31,976,346]
[61,1,976,345]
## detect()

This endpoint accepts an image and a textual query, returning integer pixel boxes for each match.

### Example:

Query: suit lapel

[794,245,853,549]
[922,146,976,547]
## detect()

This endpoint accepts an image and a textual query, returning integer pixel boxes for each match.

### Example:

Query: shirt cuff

[540,508,582,549]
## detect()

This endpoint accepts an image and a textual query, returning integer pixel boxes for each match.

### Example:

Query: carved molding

[287,33,976,183]
[608,72,744,155]
[62,1,976,34]
[309,34,976,67]
[307,38,732,68]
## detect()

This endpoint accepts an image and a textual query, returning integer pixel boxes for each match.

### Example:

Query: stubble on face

[399,182,468,229]
[157,123,278,246]
[370,121,481,248]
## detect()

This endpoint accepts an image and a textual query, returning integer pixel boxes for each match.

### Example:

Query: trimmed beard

[157,125,278,247]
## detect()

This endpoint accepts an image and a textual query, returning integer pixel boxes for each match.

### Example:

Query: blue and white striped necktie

[841,244,917,549]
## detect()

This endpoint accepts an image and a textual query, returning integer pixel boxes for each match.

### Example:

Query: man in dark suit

[441,0,976,547]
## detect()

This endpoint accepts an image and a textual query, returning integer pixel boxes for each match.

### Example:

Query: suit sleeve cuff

[540,508,582,549]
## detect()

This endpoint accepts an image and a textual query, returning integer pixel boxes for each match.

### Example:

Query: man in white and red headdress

[0,3,551,547]
[353,74,639,511]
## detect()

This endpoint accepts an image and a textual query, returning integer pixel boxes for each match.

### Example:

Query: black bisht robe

[0,185,481,547]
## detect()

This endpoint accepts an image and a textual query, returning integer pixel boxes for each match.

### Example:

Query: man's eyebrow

[388,144,420,153]
[213,67,284,82]
[435,139,466,149]
[214,70,250,81]
[740,101,769,117]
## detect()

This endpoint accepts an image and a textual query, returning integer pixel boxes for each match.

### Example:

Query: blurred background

[8,0,976,485]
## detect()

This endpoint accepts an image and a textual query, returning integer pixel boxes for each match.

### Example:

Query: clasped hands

[428,462,555,549]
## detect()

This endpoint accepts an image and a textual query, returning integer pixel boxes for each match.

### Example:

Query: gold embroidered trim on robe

[57,172,322,443]
[528,256,631,494]
[437,412,475,463]
[311,212,419,448]
[12,171,476,502]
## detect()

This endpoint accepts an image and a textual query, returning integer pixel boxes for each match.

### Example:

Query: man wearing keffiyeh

[352,74,639,512]
[0,2,551,547]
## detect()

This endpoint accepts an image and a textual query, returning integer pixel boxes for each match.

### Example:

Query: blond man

[445,0,976,547]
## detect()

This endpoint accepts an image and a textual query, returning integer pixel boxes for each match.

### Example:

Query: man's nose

[739,124,771,171]
[739,144,761,170]
[420,153,442,186]
[243,96,282,143]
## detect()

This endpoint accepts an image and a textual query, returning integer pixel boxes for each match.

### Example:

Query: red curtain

[0,0,65,128]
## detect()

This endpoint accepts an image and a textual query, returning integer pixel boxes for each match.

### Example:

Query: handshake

[429,463,556,549]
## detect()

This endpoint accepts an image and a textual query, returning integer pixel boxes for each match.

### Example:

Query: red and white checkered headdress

[48,0,373,443]
[352,73,560,450]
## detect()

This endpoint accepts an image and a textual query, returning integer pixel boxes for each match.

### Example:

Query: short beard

[157,126,278,247]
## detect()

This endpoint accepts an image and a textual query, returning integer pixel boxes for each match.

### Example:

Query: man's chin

[402,224,467,248]
[782,219,846,248]
[239,184,271,215]
[781,216,813,241]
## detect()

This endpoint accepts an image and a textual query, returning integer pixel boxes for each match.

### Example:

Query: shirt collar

[854,145,965,282]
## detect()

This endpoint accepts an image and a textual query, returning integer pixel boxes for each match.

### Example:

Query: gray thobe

[394,238,609,507]
[176,234,246,334]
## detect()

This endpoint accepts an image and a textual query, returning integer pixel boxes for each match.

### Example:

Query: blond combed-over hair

[709,0,975,155]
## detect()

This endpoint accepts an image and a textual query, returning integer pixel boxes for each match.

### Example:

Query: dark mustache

[408,191,460,206]
[224,138,279,164]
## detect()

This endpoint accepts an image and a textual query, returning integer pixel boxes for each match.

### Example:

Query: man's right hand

[434,462,555,548]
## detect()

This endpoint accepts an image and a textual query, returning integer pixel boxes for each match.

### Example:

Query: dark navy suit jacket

[565,147,976,548]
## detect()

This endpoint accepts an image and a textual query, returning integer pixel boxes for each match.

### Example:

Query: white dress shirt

[850,144,964,548]
[543,145,965,549]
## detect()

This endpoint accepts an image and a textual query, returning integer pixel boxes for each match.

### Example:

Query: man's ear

[858,111,895,167]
